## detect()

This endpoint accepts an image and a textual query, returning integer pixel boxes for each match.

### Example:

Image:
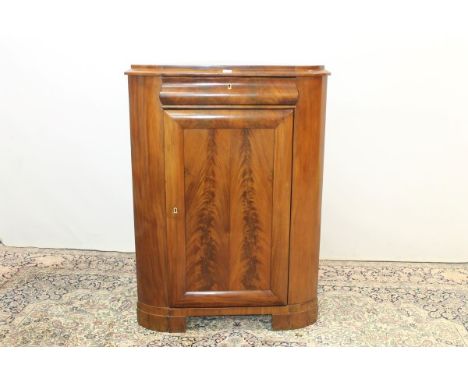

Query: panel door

[164,109,293,307]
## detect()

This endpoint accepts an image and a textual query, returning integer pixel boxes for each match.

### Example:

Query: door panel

[164,109,293,307]
[184,128,232,291]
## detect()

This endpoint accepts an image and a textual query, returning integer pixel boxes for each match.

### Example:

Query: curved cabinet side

[128,75,169,308]
[288,76,328,305]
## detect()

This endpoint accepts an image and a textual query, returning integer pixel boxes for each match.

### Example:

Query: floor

[0,245,466,346]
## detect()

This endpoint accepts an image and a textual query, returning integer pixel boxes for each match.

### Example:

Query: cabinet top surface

[125,65,329,77]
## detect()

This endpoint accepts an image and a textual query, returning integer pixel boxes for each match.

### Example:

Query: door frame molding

[164,109,294,307]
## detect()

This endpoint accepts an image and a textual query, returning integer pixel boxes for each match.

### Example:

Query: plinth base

[137,299,317,333]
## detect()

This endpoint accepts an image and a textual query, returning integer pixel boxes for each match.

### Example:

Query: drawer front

[160,77,298,106]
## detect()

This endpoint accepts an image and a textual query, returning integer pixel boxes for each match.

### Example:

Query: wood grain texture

[164,109,289,129]
[126,65,329,77]
[138,299,316,316]
[271,308,317,330]
[126,66,328,332]
[270,114,294,303]
[239,129,265,289]
[137,298,317,332]
[137,309,187,333]
[160,77,298,106]
[228,128,274,291]
[184,129,231,291]
[163,111,186,305]
[184,127,274,292]
[288,76,328,304]
[128,76,169,308]
[164,109,293,307]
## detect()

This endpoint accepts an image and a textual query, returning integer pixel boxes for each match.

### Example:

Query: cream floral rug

[0,245,466,346]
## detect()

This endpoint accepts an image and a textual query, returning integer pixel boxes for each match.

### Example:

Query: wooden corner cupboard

[125,65,329,332]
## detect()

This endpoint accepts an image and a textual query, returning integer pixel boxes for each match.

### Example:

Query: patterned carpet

[0,245,466,346]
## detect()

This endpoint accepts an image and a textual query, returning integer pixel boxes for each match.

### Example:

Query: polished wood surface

[164,110,292,307]
[126,65,329,77]
[288,77,328,304]
[128,76,169,308]
[126,65,328,332]
[160,77,298,106]
[137,299,317,332]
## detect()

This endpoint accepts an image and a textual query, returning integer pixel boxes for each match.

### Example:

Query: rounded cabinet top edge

[125,65,330,77]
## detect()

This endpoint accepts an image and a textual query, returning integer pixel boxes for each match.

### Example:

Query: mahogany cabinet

[125,66,329,332]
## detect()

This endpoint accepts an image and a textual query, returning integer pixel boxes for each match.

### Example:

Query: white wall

[1,0,467,261]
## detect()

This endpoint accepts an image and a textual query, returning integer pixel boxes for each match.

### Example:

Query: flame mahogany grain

[126,66,328,332]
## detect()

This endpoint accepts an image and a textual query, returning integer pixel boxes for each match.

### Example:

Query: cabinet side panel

[128,76,168,307]
[288,76,327,304]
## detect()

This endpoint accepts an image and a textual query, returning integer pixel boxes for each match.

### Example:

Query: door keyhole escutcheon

[172,207,178,215]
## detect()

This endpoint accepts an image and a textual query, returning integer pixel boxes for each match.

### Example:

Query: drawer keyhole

[227,83,232,90]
